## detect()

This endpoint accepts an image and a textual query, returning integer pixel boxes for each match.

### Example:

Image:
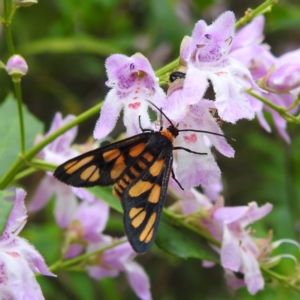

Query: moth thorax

[161,126,179,142]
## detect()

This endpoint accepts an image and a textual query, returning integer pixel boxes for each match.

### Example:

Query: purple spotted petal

[95,53,166,139]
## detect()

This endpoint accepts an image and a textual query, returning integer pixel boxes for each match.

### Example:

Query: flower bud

[15,0,38,7]
[6,55,28,81]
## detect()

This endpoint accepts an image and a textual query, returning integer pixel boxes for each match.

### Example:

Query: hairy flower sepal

[16,0,38,7]
[94,53,166,139]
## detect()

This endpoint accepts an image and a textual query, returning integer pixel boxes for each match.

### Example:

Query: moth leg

[138,115,153,133]
[173,147,207,155]
[171,168,184,190]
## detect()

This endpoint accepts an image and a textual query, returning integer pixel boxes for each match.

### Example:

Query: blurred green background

[2,0,300,299]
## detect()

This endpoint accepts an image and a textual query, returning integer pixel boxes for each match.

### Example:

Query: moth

[54,103,227,253]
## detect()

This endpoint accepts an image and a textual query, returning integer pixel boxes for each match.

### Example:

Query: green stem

[261,267,300,294]
[3,0,26,154]
[235,0,278,29]
[155,59,180,77]
[163,209,221,247]
[49,239,126,272]
[12,167,37,182]
[14,81,26,153]
[3,0,15,55]
[25,102,102,161]
[29,158,57,172]
[247,90,300,124]
[0,102,103,189]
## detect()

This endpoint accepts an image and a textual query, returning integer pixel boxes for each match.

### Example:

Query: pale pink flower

[94,53,166,139]
[0,188,55,299]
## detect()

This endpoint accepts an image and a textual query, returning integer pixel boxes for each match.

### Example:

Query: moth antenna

[178,129,235,141]
[147,100,234,141]
[147,100,175,127]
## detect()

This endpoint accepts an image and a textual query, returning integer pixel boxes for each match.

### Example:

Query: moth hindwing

[54,128,177,253]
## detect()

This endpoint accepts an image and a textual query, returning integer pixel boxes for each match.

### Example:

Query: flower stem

[14,81,26,153]
[12,167,37,182]
[155,59,180,77]
[3,0,15,55]
[0,102,103,189]
[163,208,221,247]
[29,158,57,172]
[247,90,300,124]
[25,102,102,161]
[3,0,26,153]
[261,267,300,294]
[48,239,126,272]
[235,0,278,29]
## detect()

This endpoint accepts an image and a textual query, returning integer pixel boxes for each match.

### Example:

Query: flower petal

[240,246,264,294]
[28,176,54,212]
[123,99,151,137]
[54,182,78,228]
[210,72,255,123]
[231,15,265,51]
[93,89,123,139]
[16,237,55,277]
[183,65,209,105]
[221,225,242,272]
[5,188,27,236]
[124,260,152,300]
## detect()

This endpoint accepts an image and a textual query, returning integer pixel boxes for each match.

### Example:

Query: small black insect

[169,71,186,82]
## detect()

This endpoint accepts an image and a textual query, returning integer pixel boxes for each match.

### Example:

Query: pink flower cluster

[11,10,299,300]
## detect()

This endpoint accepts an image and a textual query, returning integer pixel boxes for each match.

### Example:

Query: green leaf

[89,186,122,213]
[0,190,14,236]
[156,216,220,262]
[19,36,121,56]
[87,187,218,262]
[267,5,300,32]
[0,95,44,178]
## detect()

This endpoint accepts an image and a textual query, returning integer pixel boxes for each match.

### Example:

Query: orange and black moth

[54,106,223,253]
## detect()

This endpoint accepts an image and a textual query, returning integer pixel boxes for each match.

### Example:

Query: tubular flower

[177,11,262,124]
[87,238,152,300]
[63,199,151,300]
[0,188,55,299]
[94,53,166,139]
[230,15,300,143]
[166,100,234,189]
[29,113,80,227]
[208,201,273,294]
